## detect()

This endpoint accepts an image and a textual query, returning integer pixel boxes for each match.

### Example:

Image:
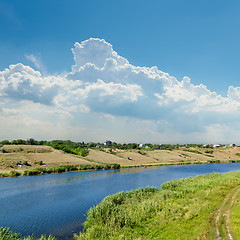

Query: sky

[0,0,240,144]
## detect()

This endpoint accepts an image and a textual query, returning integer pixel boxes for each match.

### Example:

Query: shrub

[229,160,240,163]
[10,171,21,177]
[138,150,146,155]
[23,161,31,166]
[23,170,40,176]
[205,150,213,154]
[207,160,220,163]
[183,149,202,154]
[111,164,120,169]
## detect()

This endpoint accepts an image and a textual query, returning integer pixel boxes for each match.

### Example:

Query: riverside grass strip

[0,163,120,178]
[75,171,240,240]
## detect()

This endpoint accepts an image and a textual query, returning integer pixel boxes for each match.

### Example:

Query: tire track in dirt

[214,185,240,240]
[224,186,240,240]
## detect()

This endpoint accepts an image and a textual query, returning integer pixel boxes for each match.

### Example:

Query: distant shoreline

[1,144,240,178]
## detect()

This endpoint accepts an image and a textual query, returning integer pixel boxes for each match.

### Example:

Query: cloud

[71,38,128,71]
[25,54,46,73]
[1,37,240,143]
[0,63,58,105]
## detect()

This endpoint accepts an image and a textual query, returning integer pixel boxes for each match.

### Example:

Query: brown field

[87,147,240,166]
[1,145,240,173]
[0,145,96,173]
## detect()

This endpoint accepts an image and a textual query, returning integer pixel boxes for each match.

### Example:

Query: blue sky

[0,0,240,143]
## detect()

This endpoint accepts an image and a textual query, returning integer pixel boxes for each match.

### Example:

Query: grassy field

[1,145,240,177]
[75,171,240,240]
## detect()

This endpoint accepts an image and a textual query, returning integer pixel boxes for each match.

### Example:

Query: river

[1,163,240,239]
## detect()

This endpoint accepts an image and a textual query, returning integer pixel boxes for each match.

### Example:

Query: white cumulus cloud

[1,38,240,143]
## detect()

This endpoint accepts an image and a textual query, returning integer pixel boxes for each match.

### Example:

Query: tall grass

[75,171,240,240]
[0,227,55,240]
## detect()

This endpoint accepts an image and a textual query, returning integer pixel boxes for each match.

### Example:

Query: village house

[104,140,112,146]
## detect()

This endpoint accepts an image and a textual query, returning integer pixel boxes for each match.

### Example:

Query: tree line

[0,139,207,152]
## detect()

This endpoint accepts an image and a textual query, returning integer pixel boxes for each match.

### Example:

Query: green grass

[0,164,120,178]
[0,227,55,240]
[229,190,240,239]
[75,171,240,240]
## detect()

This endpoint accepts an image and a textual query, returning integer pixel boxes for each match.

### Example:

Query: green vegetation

[0,227,55,240]
[205,150,213,154]
[0,139,211,152]
[179,153,190,158]
[75,171,240,240]
[236,153,240,156]
[23,161,31,166]
[183,149,203,154]
[207,159,220,163]
[0,164,120,178]
[36,161,43,165]
[229,190,240,239]
[138,150,146,155]
[229,160,240,163]
[0,139,90,157]
[46,140,89,157]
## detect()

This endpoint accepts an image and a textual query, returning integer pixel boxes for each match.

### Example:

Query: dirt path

[214,185,240,240]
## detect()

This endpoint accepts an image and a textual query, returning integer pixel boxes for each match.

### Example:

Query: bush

[183,149,202,154]
[23,161,31,166]
[229,160,240,163]
[205,150,213,154]
[207,160,220,163]
[10,171,21,177]
[111,164,120,169]
[138,150,146,155]
[23,170,40,176]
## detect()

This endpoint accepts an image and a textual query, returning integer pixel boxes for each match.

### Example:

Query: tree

[0,140,10,145]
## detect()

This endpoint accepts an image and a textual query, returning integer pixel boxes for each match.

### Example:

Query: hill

[1,145,240,176]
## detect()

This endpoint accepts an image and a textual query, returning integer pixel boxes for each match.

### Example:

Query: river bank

[75,171,240,239]
[1,145,240,178]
